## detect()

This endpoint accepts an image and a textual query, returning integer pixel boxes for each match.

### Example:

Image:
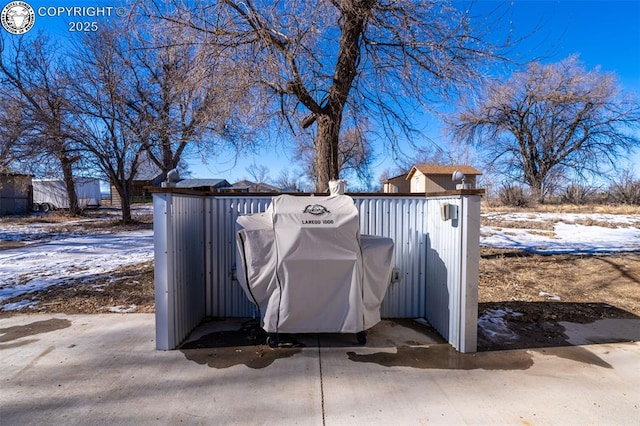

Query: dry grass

[482,202,640,215]
[479,248,640,317]
[0,211,78,224]
[482,219,556,231]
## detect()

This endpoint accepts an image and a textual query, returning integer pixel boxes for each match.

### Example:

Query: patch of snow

[0,230,153,304]
[478,309,523,343]
[539,291,561,301]
[481,213,640,254]
[1,299,39,311]
[482,212,640,226]
[108,304,137,313]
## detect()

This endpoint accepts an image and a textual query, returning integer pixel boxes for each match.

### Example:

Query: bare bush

[498,184,531,207]
[609,172,640,205]
[560,183,596,205]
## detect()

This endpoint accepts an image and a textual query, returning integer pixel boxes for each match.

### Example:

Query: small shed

[382,173,410,193]
[407,165,482,193]
[109,172,164,207]
[0,173,33,215]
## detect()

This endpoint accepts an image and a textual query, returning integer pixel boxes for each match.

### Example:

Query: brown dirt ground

[479,248,640,317]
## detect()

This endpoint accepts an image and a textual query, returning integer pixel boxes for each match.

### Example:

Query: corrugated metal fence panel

[426,196,462,342]
[203,195,428,318]
[424,196,472,351]
[153,193,207,349]
[171,195,207,344]
[354,196,428,318]
[208,196,272,317]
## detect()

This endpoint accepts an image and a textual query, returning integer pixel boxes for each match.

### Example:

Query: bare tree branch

[151,0,512,191]
[451,55,640,202]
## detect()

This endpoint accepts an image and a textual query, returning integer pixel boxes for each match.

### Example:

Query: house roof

[382,173,409,184]
[407,164,482,180]
[232,180,281,193]
[175,179,230,188]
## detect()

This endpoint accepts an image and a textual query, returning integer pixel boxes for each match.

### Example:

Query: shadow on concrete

[180,307,640,371]
[477,301,640,352]
[0,318,71,350]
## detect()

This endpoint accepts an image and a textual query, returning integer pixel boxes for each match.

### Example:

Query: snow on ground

[0,230,153,308]
[1,219,92,243]
[477,309,523,343]
[482,211,640,226]
[0,205,154,310]
[482,212,640,254]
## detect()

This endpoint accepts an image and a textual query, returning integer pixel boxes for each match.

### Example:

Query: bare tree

[67,25,151,223]
[120,11,254,175]
[0,36,82,213]
[452,56,640,203]
[67,8,252,221]
[246,164,272,185]
[0,94,26,172]
[276,168,312,193]
[608,168,640,205]
[153,0,508,191]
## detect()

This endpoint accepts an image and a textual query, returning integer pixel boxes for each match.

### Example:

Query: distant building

[382,173,410,193]
[407,165,482,193]
[175,179,231,191]
[0,173,33,215]
[108,171,164,207]
[109,167,233,205]
[229,180,282,193]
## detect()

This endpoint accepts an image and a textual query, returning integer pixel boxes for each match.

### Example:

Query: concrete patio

[1,313,639,425]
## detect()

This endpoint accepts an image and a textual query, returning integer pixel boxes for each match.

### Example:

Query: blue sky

[5,0,640,187]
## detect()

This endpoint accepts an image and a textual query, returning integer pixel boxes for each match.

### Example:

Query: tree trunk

[59,153,80,215]
[116,184,133,223]
[120,194,132,223]
[529,178,545,204]
[314,113,341,192]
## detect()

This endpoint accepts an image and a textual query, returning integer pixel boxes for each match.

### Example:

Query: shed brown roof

[407,164,482,180]
[382,173,409,184]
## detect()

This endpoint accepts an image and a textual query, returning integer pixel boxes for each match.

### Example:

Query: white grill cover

[236,194,394,334]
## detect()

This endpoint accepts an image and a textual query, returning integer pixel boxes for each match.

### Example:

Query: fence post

[458,193,481,353]
[153,193,175,350]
